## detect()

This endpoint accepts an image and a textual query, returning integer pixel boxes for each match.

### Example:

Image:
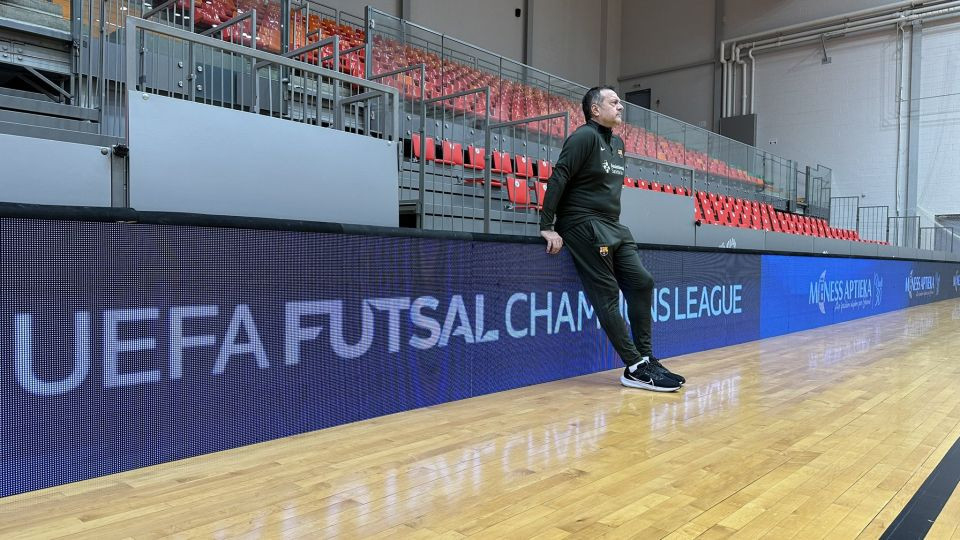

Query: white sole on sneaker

[620,374,680,392]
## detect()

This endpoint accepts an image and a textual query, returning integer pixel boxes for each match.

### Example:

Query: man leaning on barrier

[539,85,685,392]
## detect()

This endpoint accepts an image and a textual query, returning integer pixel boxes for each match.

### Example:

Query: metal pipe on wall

[748,47,755,114]
[748,3,960,54]
[735,44,747,115]
[720,0,956,119]
[724,0,928,47]
[746,1,959,53]
[720,41,730,117]
[737,1,960,118]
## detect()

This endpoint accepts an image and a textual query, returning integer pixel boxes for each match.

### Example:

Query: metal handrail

[142,0,177,20]
[365,6,816,208]
[486,111,569,233]
[125,16,399,143]
[370,63,427,227]
[199,10,258,44]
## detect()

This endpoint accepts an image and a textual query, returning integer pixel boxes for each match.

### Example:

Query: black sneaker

[620,363,681,392]
[649,356,685,385]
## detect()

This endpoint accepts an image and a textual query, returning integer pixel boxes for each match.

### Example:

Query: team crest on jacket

[599,246,609,257]
[617,148,624,157]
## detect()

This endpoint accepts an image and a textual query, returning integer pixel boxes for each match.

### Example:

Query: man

[539,86,685,392]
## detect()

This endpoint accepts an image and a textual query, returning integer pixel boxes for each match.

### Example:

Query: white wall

[752,29,904,210]
[917,20,960,222]
[616,0,960,228]
[742,15,960,224]
[722,0,893,39]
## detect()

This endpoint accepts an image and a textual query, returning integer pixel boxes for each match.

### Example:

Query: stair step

[0,107,100,134]
[0,13,71,41]
[1,0,65,17]
[0,94,99,122]
[0,4,70,33]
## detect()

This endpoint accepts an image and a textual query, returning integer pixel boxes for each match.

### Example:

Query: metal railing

[126,16,399,140]
[418,87,493,233]
[487,112,569,235]
[804,164,832,219]
[857,205,889,243]
[70,0,365,137]
[370,55,572,235]
[364,7,819,212]
[887,216,921,248]
[919,226,955,252]
[829,196,859,230]
[369,63,427,225]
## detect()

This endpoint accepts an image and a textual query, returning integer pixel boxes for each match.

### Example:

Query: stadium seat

[492,151,513,176]
[514,155,535,178]
[435,140,463,166]
[465,145,486,170]
[412,134,435,163]
[537,159,553,180]
[505,177,536,209]
[534,181,548,209]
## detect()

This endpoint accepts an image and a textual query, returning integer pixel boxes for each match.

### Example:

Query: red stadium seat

[505,177,536,209]
[435,140,463,166]
[537,159,553,180]
[514,155,535,178]
[412,134,435,162]
[465,145,486,170]
[534,181,547,208]
[492,151,513,175]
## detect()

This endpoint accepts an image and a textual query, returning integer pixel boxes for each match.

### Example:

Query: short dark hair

[582,85,615,122]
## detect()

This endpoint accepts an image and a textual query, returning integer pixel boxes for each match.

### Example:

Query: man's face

[593,89,624,128]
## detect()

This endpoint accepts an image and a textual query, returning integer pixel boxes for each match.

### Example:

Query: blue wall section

[1,217,959,497]
[760,255,911,336]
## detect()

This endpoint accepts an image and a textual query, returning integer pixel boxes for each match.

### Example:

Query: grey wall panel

[528,0,603,86]
[764,232,815,253]
[620,0,715,76]
[128,92,398,227]
[620,65,715,130]
[933,250,951,262]
[695,224,765,250]
[0,133,112,206]
[897,247,927,260]
[620,189,695,246]
[324,0,398,18]
[411,0,525,62]
[876,245,900,258]
[849,242,879,258]
[813,237,852,256]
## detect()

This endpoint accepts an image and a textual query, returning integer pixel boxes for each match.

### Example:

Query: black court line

[880,434,960,539]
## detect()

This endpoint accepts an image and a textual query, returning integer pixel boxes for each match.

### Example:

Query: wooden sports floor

[3,299,960,539]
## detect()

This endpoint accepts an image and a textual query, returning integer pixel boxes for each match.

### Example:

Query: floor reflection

[649,375,742,432]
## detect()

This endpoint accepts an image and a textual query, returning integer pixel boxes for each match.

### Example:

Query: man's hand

[540,230,564,255]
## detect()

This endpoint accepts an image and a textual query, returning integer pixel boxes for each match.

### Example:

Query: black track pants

[560,220,654,365]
